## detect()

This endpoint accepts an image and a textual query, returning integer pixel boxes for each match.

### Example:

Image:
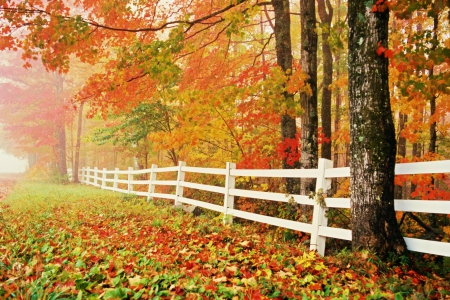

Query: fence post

[101,168,107,189]
[310,158,333,255]
[175,161,186,205]
[67,168,72,181]
[80,168,84,183]
[86,167,91,185]
[223,162,236,224]
[79,168,83,184]
[128,167,134,194]
[113,168,119,191]
[94,167,99,186]
[147,164,158,201]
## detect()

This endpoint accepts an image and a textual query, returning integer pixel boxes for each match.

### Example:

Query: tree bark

[348,1,407,257]
[428,12,438,156]
[395,112,407,199]
[428,10,438,228]
[317,0,333,161]
[55,74,67,177]
[73,102,84,183]
[273,0,300,194]
[300,0,318,194]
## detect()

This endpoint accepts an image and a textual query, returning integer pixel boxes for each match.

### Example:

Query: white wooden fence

[78,159,450,257]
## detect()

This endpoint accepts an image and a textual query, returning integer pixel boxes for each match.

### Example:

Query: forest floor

[0,175,21,200]
[0,181,449,299]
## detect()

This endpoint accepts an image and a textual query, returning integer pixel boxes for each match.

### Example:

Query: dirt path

[0,173,22,200]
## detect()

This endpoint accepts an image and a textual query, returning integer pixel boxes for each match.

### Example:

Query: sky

[0,149,27,173]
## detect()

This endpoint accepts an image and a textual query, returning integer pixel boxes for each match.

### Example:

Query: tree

[92,102,182,166]
[317,0,333,160]
[0,52,71,177]
[273,0,301,194]
[348,1,407,256]
[72,102,83,183]
[300,0,318,193]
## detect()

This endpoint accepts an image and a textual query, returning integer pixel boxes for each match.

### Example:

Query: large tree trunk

[348,1,407,257]
[317,0,333,161]
[73,102,84,183]
[300,0,318,194]
[273,0,300,194]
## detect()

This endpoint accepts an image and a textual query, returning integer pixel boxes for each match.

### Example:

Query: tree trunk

[55,74,67,177]
[273,0,300,194]
[73,102,84,183]
[395,112,407,200]
[428,10,438,228]
[300,0,318,194]
[317,0,333,161]
[333,0,342,169]
[428,12,438,157]
[348,1,407,257]
[28,152,39,169]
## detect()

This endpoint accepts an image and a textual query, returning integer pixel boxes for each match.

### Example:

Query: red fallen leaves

[0,179,17,200]
[2,182,450,299]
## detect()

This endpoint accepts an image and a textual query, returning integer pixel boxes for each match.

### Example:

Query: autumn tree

[0,52,72,177]
[348,1,407,256]
[92,102,182,167]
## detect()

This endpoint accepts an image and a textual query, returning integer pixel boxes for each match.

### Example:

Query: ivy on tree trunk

[348,1,407,257]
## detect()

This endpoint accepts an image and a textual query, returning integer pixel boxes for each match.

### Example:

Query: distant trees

[0,53,71,177]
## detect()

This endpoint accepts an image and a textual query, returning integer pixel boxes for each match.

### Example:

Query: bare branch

[252,32,274,66]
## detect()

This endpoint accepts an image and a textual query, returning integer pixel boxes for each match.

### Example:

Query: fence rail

[78,159,450,257]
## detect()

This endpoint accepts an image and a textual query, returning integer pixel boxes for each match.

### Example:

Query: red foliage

[276,133,301,167]
[395,153,450,201]
[372,0,391,13]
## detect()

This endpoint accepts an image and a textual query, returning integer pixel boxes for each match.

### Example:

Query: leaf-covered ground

[0,182,449,299]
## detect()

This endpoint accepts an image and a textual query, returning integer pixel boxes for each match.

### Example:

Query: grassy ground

[0,181,449,299]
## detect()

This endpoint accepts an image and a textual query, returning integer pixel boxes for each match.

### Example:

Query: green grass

[0,181,449,299]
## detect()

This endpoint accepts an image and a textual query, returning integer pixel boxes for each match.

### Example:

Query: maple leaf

[384,49,394,58]
[212,276,227,283]
[376,42,387,56]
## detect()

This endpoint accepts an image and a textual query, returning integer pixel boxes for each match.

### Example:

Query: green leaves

[104,287,130,299]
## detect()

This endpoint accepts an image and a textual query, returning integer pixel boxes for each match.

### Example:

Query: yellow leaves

[128,275,141,287]
[444,38,450,49]
[330,76,348,90]
[213,276,228,283]
[241,277,257,287]
[226,265,238,273]
[239,240,251,247]
[276,270,293,278]
[444,226,450,235]
[286,69,311,95]
[314,262,327,272]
